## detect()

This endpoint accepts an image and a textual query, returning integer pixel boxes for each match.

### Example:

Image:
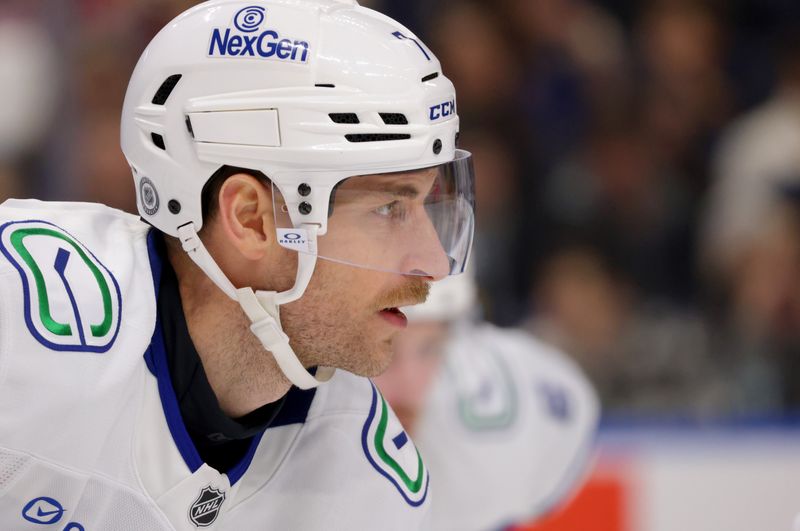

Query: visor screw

[299,202,313,215]
[298,183,311,197]
[433,138,442,155]
[168,200,181,214]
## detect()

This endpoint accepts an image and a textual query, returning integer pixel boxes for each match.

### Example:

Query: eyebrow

[385,184,420,199]
[343,167,438,199]
[350,181,422,199]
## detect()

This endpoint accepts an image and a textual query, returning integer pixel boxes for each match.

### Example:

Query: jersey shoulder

[0,199,159,474]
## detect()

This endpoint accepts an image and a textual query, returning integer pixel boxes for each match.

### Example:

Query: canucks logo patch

[0,220,122,353]
[362,383,429,507]
[451,348,517,431]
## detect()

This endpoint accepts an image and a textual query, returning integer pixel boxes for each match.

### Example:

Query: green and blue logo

[452,348,518,431]
[361,383,429,507]
[0,220,122,353]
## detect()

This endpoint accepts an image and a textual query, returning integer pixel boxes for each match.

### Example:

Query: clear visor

[274,149,475,277]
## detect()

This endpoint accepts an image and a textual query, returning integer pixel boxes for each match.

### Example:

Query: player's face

[272,169,454,376]
[372,321,449,432]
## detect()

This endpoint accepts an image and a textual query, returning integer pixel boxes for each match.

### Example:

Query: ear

[216,173,275,260]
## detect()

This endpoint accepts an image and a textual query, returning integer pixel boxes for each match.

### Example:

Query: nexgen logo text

[209,28,309,62]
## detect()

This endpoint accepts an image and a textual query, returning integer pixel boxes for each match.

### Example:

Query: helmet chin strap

[177,223,335,390]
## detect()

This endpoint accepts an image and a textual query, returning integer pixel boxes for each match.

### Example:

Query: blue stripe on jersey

[143,230,161,375]
[149,313,205,473]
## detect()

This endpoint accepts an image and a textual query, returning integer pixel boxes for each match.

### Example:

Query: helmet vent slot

[345,134,411,143]
[151,74,182,105]
[151,133,166,150]
[421,72,439,82]
[329,113,360,124]
[379,113,408,125]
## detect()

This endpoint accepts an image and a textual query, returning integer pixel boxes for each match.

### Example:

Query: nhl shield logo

[0,220,122,353]
[362,383,429,507]
[188,486,226,528]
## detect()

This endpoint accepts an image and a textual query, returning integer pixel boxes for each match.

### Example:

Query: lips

[379,307,408,328]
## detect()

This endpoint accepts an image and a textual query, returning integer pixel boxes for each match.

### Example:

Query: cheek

[263,245,299,293]
[308,261,388,313]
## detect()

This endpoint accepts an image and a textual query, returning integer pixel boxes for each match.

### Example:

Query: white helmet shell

[121,0,460,237]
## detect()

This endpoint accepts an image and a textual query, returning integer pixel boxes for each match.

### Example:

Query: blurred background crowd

[3,0,800,422]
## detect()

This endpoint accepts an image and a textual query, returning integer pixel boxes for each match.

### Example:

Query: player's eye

[374,200,408,221]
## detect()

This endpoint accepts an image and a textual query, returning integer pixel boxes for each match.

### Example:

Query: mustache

[376,279,431,309]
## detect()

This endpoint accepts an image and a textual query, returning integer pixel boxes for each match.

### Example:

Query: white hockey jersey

[0,199,430,530]
[416,323,598,531]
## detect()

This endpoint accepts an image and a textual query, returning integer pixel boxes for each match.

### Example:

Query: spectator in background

[0,17,57,202]
[716,195,800,413]
[526,244,729,418]
[698,27,800,413]
[498,0,632,321]
[636,0,731,199]
[540,119,695,303]
[701,29,800,289]
[497,0,629,168]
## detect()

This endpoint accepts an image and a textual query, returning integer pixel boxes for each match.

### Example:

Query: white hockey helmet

[120,0,475,389]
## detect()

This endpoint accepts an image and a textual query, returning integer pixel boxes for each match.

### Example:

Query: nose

[401,215,451,281]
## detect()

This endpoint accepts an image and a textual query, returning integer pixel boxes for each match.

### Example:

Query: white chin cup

[177,223,335,390]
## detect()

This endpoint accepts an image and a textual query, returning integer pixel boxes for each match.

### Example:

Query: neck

[165,241,292,418]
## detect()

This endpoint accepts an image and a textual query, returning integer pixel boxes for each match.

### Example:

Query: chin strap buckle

[177,223,200,254]
[249,315,290,350]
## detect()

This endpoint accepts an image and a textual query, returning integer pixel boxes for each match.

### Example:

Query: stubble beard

[278,272,430,379]
[280,291,395,378]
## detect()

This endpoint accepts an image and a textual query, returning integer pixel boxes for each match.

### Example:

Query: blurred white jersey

[416,322,598,531]
[0,199,430,530]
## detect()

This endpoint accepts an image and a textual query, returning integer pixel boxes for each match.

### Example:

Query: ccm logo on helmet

[429,100,456,122]
[208,5,310,63]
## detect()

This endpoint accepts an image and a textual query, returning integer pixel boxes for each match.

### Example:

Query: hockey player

[374,271,598,531]
[0,1,474,529]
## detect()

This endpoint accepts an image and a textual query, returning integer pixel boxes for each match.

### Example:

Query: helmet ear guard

[121,0,474,389]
